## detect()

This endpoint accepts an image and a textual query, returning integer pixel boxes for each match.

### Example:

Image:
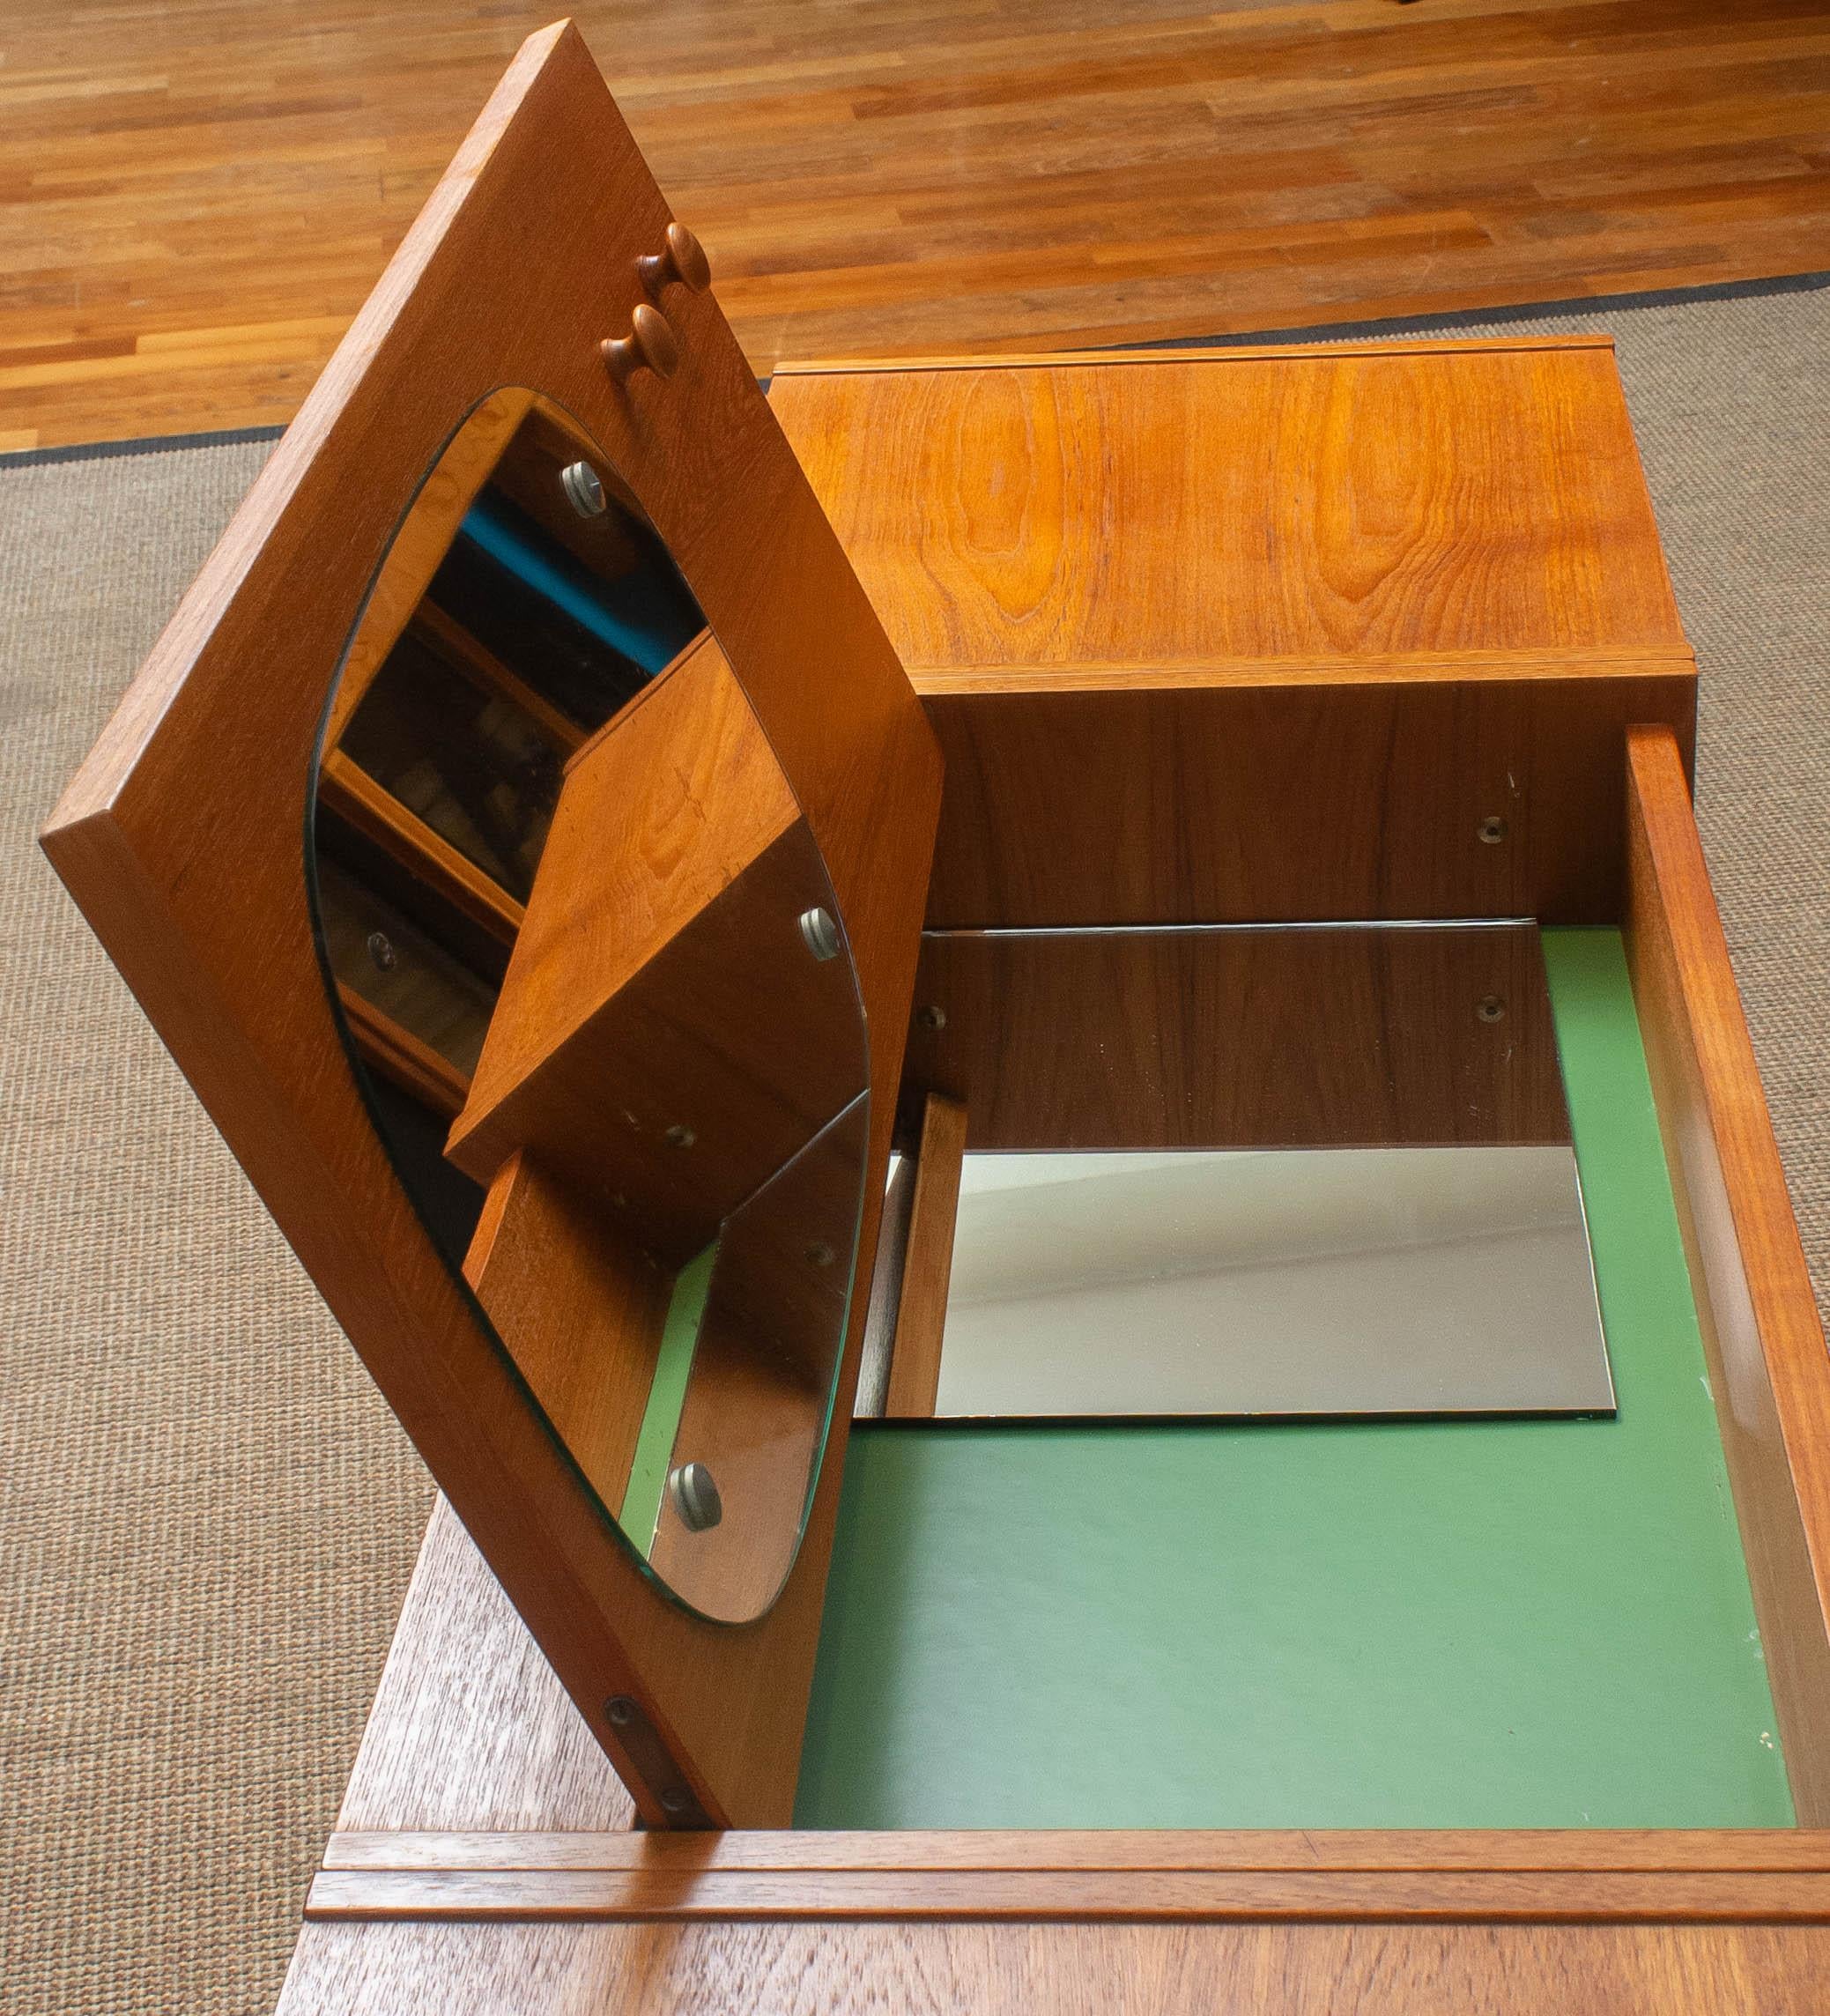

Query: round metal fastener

[560,460,608,518]
[659,1788,694,1816]
[916,1004,946,1031]
[604,1695,636,1728]
[667,1461,723,1533]
[366,930,396,973]
[798,906,841,961]
[1476,995,1507,1023]
[1478,815,1508,846]
[805,1241,837,1268]
[663,1123,695,1149]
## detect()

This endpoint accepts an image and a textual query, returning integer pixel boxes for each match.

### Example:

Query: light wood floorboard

[3,0,1829,448]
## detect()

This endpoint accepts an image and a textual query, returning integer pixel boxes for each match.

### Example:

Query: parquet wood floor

[2,0,1828,449]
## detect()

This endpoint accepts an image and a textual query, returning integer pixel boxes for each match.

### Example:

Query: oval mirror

[306,388,870,1623]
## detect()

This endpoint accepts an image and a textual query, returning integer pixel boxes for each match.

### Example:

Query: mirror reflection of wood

[311,388,871,1624]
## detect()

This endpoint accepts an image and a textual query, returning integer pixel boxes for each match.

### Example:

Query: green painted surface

[619,1243,716,1552]
[796,930,1793,1829]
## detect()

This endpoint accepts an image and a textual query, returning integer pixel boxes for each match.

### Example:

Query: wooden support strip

[319,747,525,945]
[335,984,469,1119]
[769,337,1619,377]
[906,648,1698,698]
[410,603,585,754]
[1623,724,1830,1827]
[304,1865,1830,1924]
[883,1093,967,1418]
[323,1829,1830,1876]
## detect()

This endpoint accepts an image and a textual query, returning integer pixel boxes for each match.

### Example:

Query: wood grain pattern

[336,1498,635,1836]
[447,633,867,1272]
[461,1153,674,1521]
[1623,724,1830,1829]
[40,25,943,1827]
[905,925,1569,1152]
[303,1864,1830,1923]
[882,1093,967,1419]
[273,1916,1830,2015]
[772,346,1697,927]
[772,345,1686,668]
[322,1829,1830,1874]
[319,748,526,945]
[327,387,537,745]
[8,3,1830,451]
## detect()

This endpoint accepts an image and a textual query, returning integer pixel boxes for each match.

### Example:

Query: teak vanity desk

[43,24,1830,2013]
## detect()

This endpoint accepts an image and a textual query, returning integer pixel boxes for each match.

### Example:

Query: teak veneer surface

[771,342,1686,670]
[7,0,1830,449]
[274,1919,1830,2015]
[905,923,1569,1151]
[770,343,1697,928]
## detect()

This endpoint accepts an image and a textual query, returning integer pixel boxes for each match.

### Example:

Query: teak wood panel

[448,632,865,1267]
[273,1917,1830,2016]
[1624,726,1830,1828]
[771,345,1686,669]
[39,25,943,1828]
[771,349,1696,927]
[304,1864,1830,1925]
[905,926,1569,1153]
[463,1155,672,1525]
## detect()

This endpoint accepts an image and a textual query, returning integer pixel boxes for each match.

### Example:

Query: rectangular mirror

[937,1143,1611,1417]
[902,921,1614,1419]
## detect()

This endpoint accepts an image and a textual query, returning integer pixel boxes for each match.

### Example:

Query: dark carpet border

[3,266,1824,469]
[1,423,285,471]
[1122,264,1830,352]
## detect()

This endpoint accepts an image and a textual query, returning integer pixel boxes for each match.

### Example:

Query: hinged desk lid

[41,23,943,1827]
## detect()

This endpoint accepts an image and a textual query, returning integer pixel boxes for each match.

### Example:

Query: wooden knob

[637,221,712,298]
[599,302,680,384]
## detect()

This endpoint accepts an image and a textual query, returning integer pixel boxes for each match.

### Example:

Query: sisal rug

[2,278,1827,2012]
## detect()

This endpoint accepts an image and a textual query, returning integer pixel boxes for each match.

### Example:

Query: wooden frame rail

[307,1828,1830,1924]
[1623,724,1830,1825]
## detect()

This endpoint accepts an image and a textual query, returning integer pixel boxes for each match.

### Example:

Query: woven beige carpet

[3,281,1827,2012]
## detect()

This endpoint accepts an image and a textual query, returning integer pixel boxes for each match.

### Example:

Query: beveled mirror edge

[39,20,944,1830]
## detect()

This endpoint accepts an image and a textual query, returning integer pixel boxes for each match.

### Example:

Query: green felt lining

[619,1242,715,1552]
[795,929,1792,1829]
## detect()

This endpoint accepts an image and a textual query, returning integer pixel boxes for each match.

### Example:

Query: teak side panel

[1623,726,1830,1827]
[772,350,1693,927]
[768,349,1686,669]
[40,25,942,1827]
[912,667,1694,928]
[905,926,1568,1151]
